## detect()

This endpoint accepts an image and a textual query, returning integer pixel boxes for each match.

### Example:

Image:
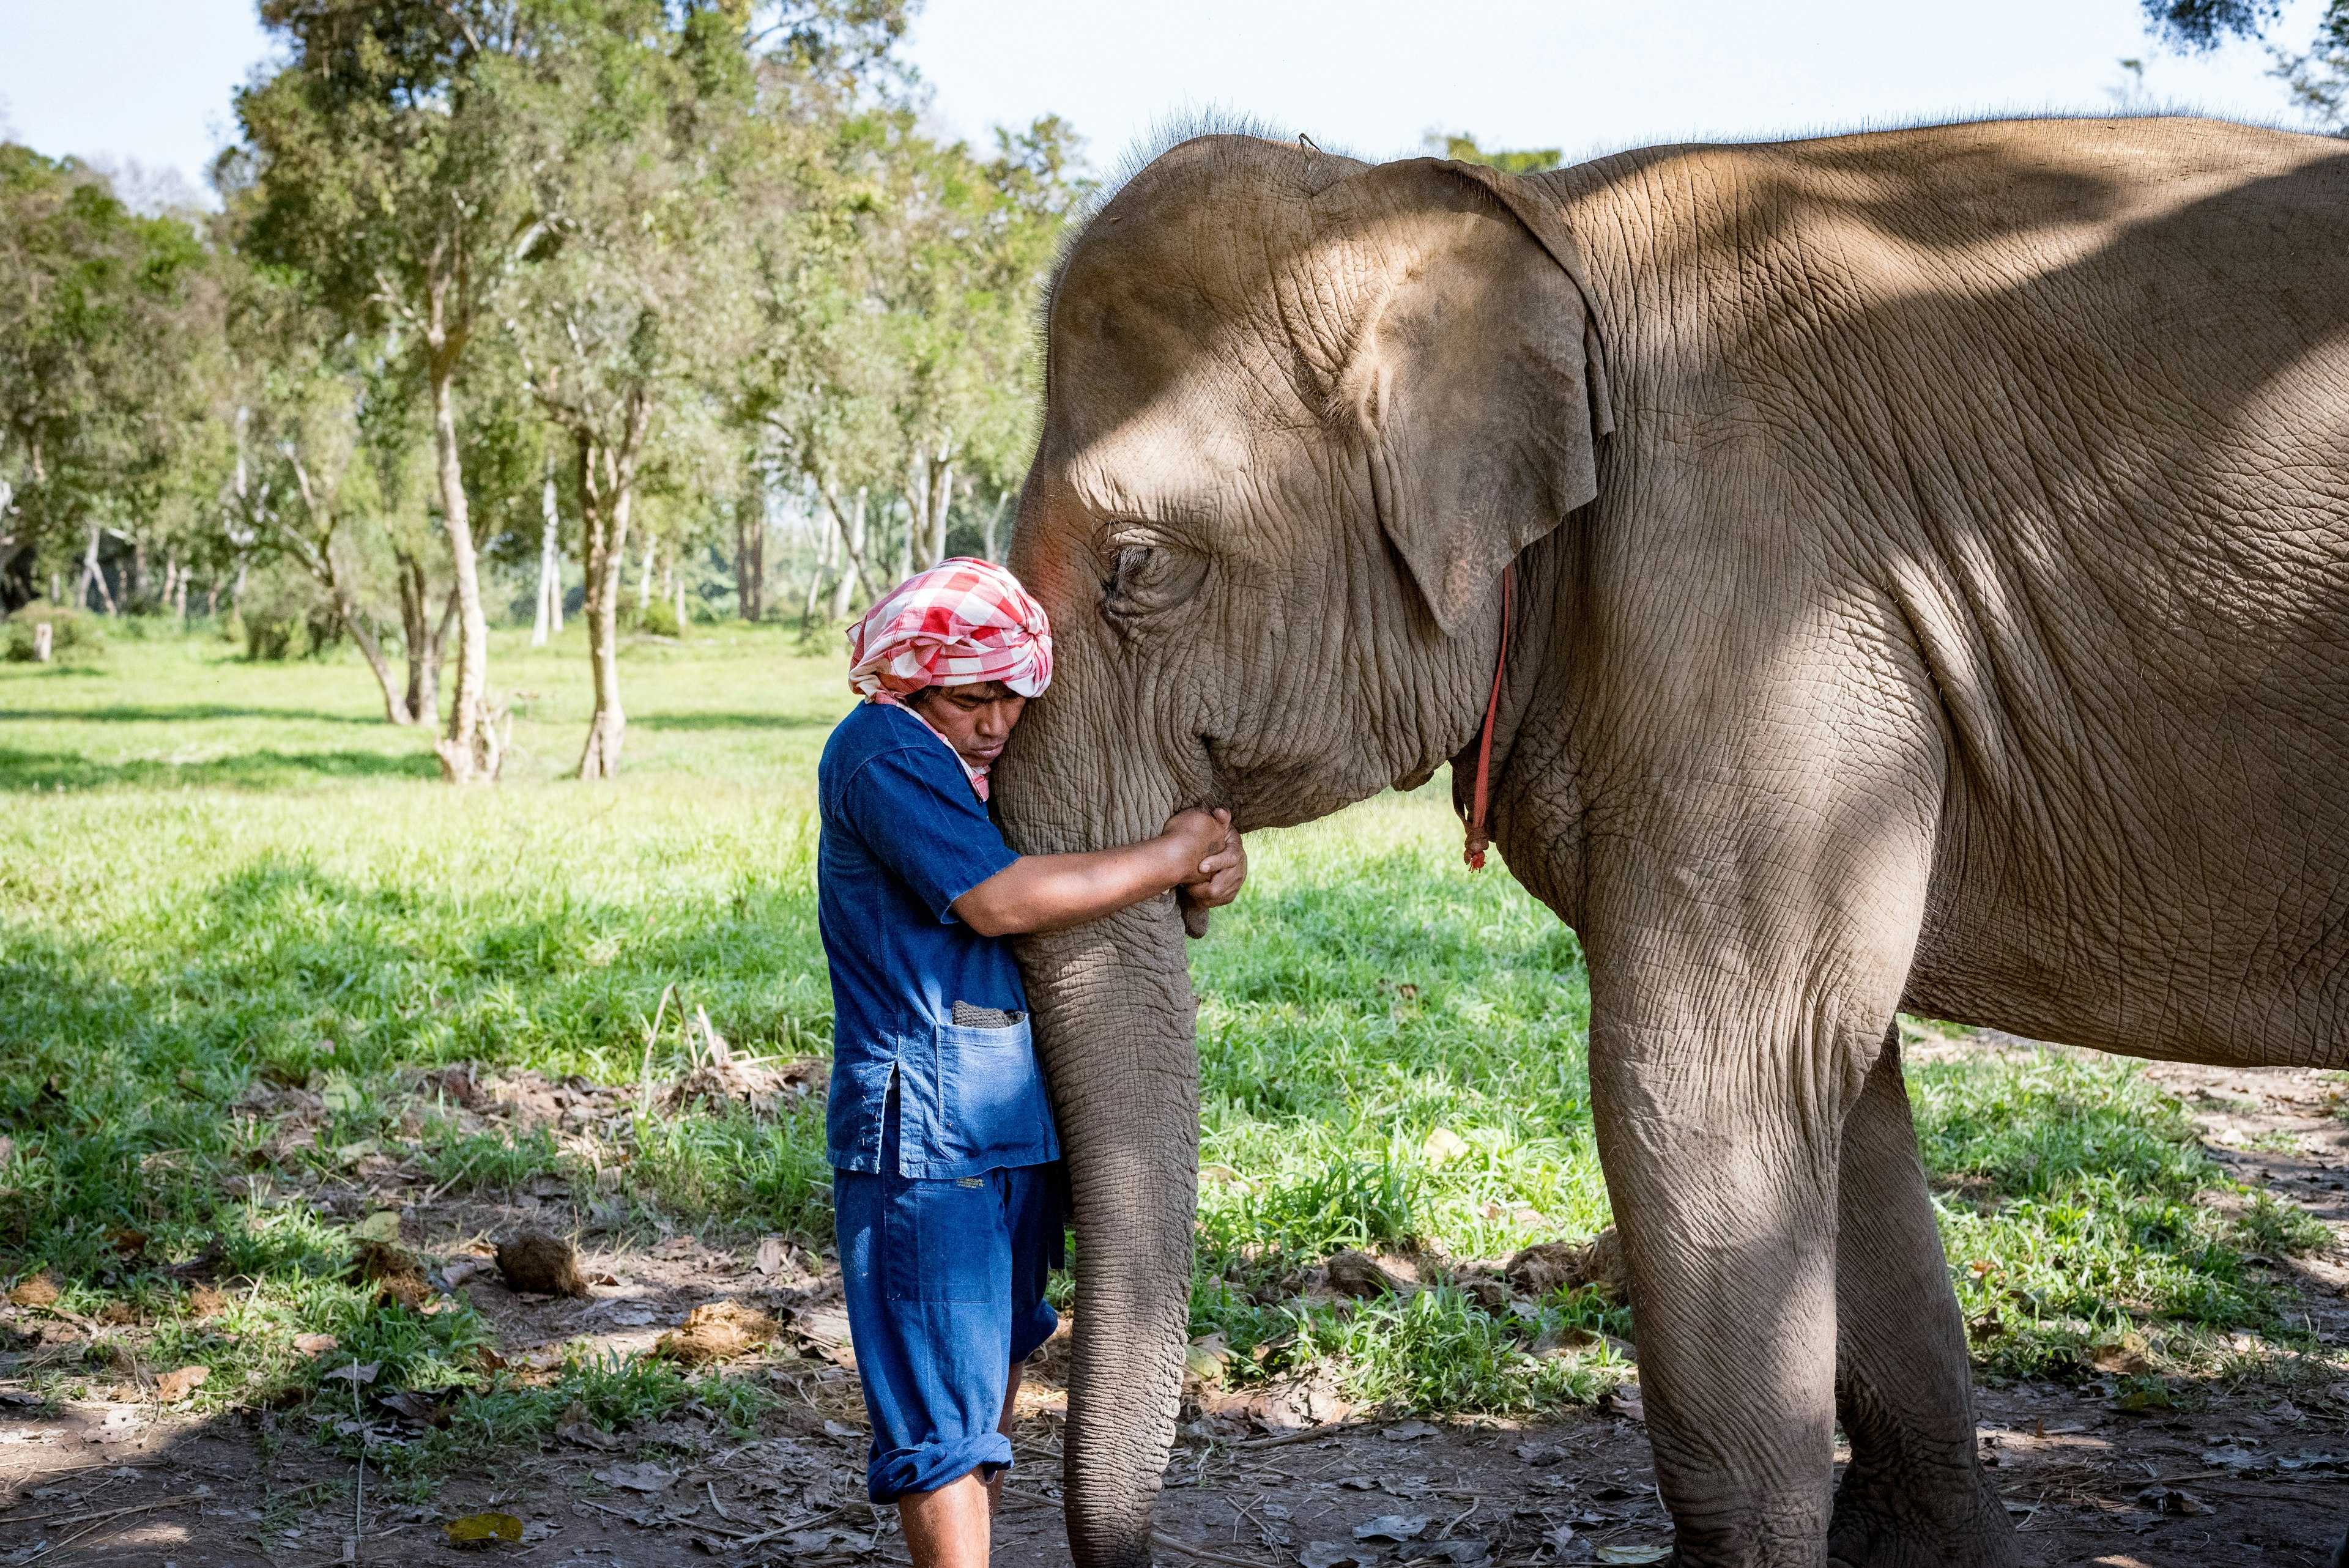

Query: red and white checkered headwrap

[846,558,1053,700]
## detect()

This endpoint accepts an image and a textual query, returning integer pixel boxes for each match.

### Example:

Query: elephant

[990,115,2349,1568]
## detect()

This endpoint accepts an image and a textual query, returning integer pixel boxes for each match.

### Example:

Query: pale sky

[0,0,2332,203]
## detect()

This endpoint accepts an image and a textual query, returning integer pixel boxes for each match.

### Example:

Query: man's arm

[953,808,1239,937]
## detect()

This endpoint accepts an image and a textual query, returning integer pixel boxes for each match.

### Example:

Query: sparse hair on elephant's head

[1006,133,1612,833]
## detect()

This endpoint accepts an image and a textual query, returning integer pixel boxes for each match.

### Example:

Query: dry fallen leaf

[1354,1516,1430,1542]
[294,1333,338,1357]
[443,1511,524,1545]
[154,1365,209,1402]
[593,1460,677,1493]
[1300,1544,1375,1568]
[754,1235,792,1276]
[7,1274,58,1309]
[554,1399,617,1449]
[656,1300,780,1367]
[2090,1341,2149,1375]
[185,1285,229,1320]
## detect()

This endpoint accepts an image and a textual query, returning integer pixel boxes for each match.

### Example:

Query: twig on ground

[1231,1421,1368,1451]
[1149,1529,1280,1568]
[1436,1498,1480,1540]
[0,1491,207,1528]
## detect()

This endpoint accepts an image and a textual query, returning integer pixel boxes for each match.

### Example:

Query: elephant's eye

[1100,541,1206,632]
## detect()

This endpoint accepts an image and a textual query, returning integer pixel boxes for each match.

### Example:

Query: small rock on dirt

[495,1230,590,1297]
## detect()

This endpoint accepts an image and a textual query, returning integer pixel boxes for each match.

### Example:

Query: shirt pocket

[930,1017,1052,1167]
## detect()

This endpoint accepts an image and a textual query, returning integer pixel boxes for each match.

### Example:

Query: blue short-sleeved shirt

[817,701,1059,1178]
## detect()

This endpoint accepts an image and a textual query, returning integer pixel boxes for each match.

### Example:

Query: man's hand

[1180,824,1247,911]
[1161,807,1233,875]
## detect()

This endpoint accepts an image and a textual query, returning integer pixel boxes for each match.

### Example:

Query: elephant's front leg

[1828,1034,2016,1568]
[1588,1009,1853,1566]
[1578,754,1947,1561]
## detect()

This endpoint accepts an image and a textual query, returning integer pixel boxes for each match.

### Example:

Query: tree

[237,1,540,782]
[737,108,1085,616]
[0,145,222,613]
[219,259,413,720]
[2141,0,2349,133]
[500,2,759,780]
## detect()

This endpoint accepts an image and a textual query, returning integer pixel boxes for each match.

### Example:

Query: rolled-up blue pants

[834,1102,1063,1501]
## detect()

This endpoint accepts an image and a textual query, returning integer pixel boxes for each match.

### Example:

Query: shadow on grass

[626,711,839,732]
[0,704,380,726]
[0,747,437,791]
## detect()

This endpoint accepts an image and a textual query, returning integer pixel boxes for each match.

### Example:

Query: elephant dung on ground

[992,117,2349,1568]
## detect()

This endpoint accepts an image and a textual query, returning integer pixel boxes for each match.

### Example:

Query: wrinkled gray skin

[992,117,2349,1568]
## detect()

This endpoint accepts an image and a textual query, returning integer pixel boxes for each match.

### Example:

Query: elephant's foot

[1825,1461,2017,1568]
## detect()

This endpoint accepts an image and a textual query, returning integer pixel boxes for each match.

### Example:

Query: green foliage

[1911,1037,2332,1378]
[1430,133,1563,176]
[2140,0,2284,50]
[4,605,105,662]
[0,142,225,590]
[636,595,685,639]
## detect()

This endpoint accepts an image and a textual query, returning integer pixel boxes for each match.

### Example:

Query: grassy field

[0,619,2337,1466]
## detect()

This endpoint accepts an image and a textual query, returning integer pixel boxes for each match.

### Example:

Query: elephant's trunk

[1017,895,1198,1568]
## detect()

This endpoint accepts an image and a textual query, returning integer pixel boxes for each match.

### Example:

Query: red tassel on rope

[1463,564,1513,871]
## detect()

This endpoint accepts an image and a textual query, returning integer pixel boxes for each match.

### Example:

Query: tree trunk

[927,448,953,567]
[735,483,765,623]
[286,455,409,725]
[576,427,638,780]
[801,549,825,625]
[396,550,454,727]
[637,530,656,618]
[983,492,1008,563]
[79,527,116,615]
[533,468,563,645]
[426,352,500,783]
[823,484,875,619]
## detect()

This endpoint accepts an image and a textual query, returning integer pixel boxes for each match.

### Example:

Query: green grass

[0,620,2337,1454]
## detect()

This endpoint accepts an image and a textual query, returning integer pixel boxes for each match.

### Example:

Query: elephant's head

[993,134,1611,1568]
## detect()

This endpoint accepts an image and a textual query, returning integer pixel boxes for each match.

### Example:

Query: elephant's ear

[1334,158,1613,635]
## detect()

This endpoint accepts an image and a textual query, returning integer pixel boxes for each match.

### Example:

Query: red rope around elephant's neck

[1463,564,1513,871]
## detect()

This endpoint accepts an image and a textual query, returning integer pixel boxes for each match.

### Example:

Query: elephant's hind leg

[1827,1033,2015,1568]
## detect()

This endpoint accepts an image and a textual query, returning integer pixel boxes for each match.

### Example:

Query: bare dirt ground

[0,1045,2340,1568]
